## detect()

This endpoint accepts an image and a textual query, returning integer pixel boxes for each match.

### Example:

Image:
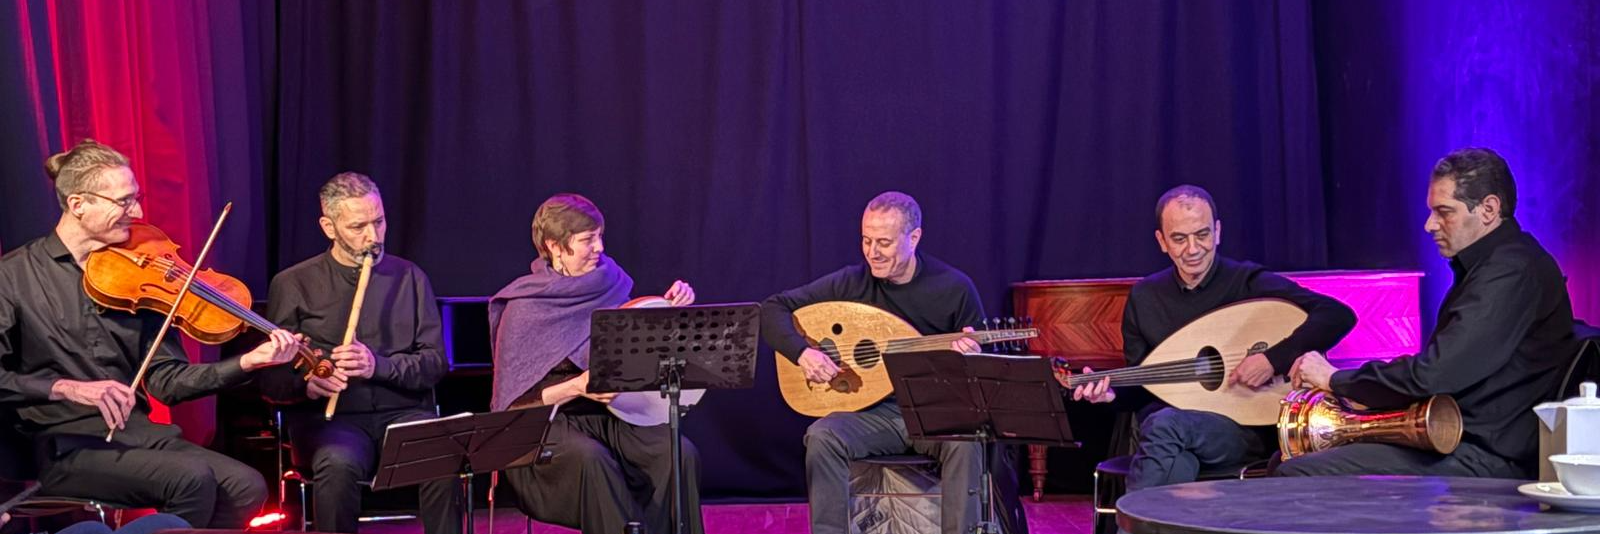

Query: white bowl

[1550,454,1600,496]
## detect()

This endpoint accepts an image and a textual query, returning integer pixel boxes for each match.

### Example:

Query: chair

[0,409,131,528]
[1557,320,1600,399]
[274,408,425,531]
[486,451,556,534]
[848,454,942,534]
[1089,411,1270,534]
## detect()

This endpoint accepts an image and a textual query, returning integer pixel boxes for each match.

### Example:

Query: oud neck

[885,328,1037,354]
[1064,358,1218,388]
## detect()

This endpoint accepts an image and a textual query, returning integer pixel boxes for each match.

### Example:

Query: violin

[82,222,335,379]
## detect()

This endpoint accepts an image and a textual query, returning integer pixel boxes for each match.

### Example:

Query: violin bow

[324,249,375,420]
[109,202,233,442]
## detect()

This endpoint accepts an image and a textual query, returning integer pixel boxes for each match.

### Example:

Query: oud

[774,301,1037,418]
[1055,298,1306,425]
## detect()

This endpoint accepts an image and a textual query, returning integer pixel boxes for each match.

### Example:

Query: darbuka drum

[1276,388,1462,460]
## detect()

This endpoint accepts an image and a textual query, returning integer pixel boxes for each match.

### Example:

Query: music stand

[371,405,558,534]
[588,302,761,534]
[883,350,1077,534]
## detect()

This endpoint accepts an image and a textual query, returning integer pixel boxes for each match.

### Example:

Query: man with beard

[259,172,460,534]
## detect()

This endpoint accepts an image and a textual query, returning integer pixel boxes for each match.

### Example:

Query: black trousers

[36,416,268,528]
[503,411,703,534]
[284,409,463,534]
[1273,441,1529,479]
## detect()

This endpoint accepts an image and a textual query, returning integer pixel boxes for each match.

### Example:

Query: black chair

[273,399,444,532]
[1089,412,1269,534]
[0,409,132,527]
[1557,320,1600,399]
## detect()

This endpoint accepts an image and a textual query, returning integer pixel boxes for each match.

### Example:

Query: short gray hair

[320,172,380,217]
[865,191,922,233]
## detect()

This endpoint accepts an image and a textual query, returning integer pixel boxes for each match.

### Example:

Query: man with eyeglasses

[0,139,303,528]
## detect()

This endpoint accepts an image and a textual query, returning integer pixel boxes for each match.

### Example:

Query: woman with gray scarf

[490,194,703,534]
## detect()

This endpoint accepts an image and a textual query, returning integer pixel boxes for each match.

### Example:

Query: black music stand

[587,302,761,534]
[371,405,558,534]
[883,350,1077,534]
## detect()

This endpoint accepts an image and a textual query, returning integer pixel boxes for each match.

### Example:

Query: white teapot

[1534,381,1600,481]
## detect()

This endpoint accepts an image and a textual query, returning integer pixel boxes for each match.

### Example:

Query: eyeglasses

[79,190,144,210]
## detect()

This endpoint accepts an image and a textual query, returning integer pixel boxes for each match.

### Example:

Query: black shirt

[1331,218,1576,468]
[0,232,250,429]
[259,251,446,414]
[1118,256,1357,417]
[761,252,986,364]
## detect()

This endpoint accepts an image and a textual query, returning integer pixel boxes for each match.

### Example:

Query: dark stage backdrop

[2,0,1596,500]
[269,0,1323,498]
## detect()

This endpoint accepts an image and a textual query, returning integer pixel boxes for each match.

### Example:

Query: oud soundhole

[1195,346,1224,391]
[853,339,882,368]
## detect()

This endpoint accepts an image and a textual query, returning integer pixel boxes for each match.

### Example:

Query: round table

[1116,476,1600,534]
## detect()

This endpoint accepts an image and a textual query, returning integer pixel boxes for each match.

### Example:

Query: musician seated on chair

[0,139,301,528]
[257,172,460,534]
[1285,148,1577,478]
[760,191,1028,534]
[1064,184,1355,491]
[489,193,703,534]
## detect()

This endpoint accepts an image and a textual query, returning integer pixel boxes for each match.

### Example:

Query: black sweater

[259,251,446,414]
[1117,256,1357,417]
[762,252,986,364]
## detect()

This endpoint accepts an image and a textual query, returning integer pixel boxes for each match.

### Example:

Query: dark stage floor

[355,495,1094,534]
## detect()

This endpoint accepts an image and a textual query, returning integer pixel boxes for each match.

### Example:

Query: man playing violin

[0,139,302,528]
[760,191,1026,534]
[1063,185,1355,490]
[257,172,459,534]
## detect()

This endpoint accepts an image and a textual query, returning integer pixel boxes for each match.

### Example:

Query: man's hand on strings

[799,348,840,383]
[1227,353,1275,389]
[241,330,304,371]
[951,326,981,354]
[1070,368,1116,404]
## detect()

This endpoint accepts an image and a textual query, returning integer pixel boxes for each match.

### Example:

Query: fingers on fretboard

[980,316,1034,354]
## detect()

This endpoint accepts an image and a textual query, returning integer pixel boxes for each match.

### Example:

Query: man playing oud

[1065,185,1355,490]
[760,191,1025,534]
